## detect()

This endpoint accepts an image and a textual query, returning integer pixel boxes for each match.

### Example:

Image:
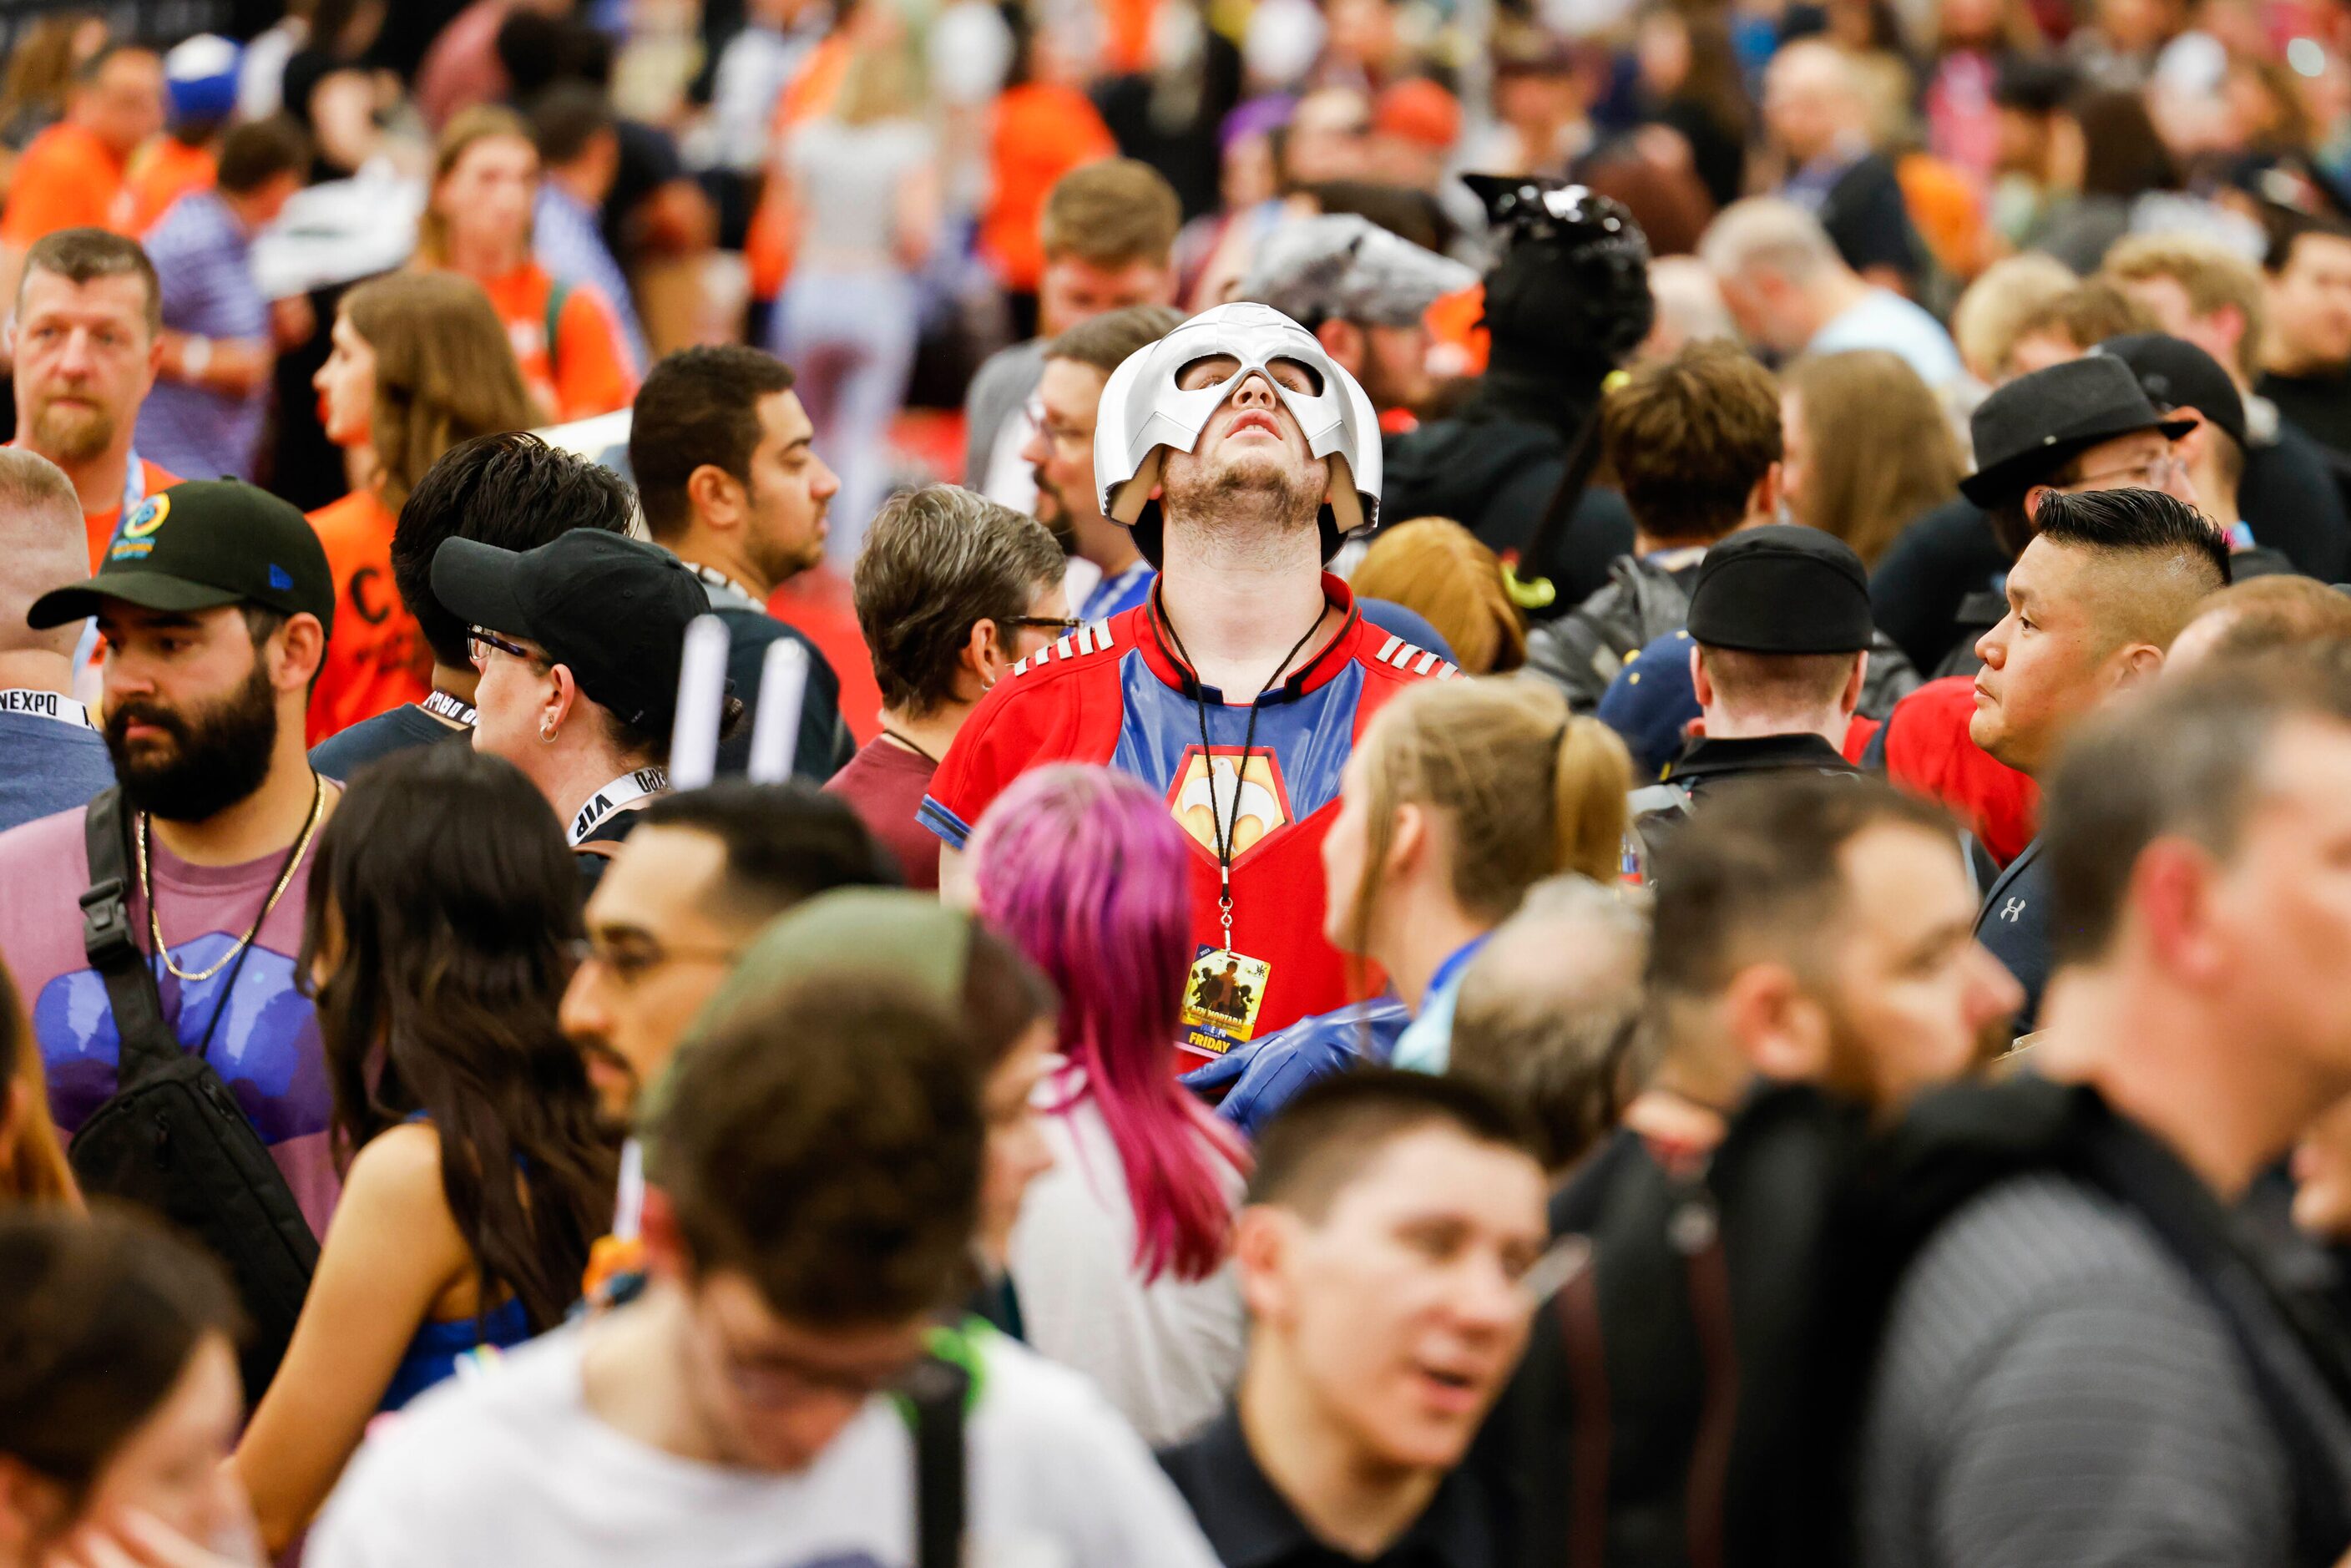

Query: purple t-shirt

[0,806,336,1234]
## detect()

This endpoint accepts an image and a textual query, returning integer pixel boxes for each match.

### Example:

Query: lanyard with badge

[420,689,478,729]
[1159,599,1328,1059]
[568,766,669,847]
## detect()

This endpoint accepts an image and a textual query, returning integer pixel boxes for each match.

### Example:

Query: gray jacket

[1524,553,1921,716]
[961,336,1049,492]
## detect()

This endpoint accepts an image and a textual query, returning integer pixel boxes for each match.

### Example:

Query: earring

[540,721,559,743]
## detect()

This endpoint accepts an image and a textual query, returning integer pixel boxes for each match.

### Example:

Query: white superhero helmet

[1093,301,1383,565]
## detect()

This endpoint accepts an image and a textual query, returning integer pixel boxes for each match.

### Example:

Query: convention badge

[1181,944,1273,1057]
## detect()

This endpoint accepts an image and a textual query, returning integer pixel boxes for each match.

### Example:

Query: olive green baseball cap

[28,480,336,634]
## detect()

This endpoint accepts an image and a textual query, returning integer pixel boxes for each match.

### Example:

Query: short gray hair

[1449,876,1650,1171]
[1698,198,1845,286]
[0,448,90,660]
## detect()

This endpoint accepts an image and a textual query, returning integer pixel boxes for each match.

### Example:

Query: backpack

[66,787,320,1401]
[1482,1077,2351,1568]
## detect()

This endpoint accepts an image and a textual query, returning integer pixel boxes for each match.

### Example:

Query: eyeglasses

[565,934,741,986]
[467,625,535,667]
[1004,615,1084,638]
[2062,453,2183,492]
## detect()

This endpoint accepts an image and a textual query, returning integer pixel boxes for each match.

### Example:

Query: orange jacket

[306,490,432,745]
[2,122,129,245]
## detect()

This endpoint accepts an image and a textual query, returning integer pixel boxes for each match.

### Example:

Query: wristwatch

[179,335,212,377]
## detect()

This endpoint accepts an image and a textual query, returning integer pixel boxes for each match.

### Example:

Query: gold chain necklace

[136,773,327,984]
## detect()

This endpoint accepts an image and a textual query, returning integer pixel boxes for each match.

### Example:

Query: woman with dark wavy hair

[233,745,616,1552]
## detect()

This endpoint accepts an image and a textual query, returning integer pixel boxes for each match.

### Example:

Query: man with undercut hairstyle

[1158,1070,1550,1568]
[1969,486,2232,1033]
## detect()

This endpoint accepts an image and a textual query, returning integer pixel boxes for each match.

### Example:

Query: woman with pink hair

[970,764,1252,1446]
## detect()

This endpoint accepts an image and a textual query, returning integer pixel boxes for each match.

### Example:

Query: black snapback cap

[28,480,336,632]
[430,529,712,732]
[1686,524,1875,655]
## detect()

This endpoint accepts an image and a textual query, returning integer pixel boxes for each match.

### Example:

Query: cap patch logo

[267,564,294,591]
[120,493,169,539]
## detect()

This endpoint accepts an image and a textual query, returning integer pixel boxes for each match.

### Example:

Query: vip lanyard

[420,689,478,728]
[0,689,94,728]
[569,766,669,847]
[1155,600,1328,953]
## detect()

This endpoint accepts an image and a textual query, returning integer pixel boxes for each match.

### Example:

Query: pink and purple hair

[970,764,1250,1284]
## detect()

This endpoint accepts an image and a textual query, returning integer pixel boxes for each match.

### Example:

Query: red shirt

[923,576,1452,1054]
[827,736,943,892]
[1875,675,2040,867]
[306,491,430,744]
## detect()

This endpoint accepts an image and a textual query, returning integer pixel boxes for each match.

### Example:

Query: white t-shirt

[1007,1090,1246,1449]
[306,1321,1220,1568]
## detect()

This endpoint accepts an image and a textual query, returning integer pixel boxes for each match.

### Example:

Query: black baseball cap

[430,529,711,732]
[1960,356,2194,508]
[2094,331,2248,453]
[1686,524,1875,655]
[28,480,336,632]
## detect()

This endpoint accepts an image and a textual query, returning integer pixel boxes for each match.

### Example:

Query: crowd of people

[14,0,2351,1562]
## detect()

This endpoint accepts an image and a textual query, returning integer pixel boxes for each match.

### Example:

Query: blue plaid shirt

[134,190,269,480]
[533,185,648,370]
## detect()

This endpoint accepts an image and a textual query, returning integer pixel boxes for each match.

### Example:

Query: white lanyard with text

[687,563,761,612]
[569,766,669,847]
[421,690,478,728]
[0,688,94,728]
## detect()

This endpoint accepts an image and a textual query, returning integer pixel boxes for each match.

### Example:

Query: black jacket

[1383,413,1635,610]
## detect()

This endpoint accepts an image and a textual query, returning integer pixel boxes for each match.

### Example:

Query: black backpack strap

[78,788,180,1082]
[906,1353,968,1568]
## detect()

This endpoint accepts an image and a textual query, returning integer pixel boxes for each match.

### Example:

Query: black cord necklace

[1158,598,1330,951]
[881,727,941,765]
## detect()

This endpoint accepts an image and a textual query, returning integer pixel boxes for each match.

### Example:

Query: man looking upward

[925,301,1453,1054]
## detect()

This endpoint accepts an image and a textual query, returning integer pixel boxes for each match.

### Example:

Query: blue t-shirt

[0,706,114,836]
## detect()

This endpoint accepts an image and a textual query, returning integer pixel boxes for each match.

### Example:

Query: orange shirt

[74,458,182,571]
[124,138,219,236]
[979,86,1118,296]
[470,261,638,424]
[306,490,430,745]
[1,122,130,245]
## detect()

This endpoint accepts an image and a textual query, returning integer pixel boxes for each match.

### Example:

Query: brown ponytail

[0,959,78,1207]
[1342,678,1634,978]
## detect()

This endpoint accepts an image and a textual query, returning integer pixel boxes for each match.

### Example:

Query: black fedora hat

[1959,356,2195,508]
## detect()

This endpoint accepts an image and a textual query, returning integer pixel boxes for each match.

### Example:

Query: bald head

[0,450,89,660]
[1449,877,1649,1171]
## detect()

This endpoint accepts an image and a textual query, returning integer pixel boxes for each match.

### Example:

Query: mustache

[105,698,193,745]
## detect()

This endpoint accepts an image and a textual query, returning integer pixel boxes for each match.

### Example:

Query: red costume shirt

[923,575,1454,1055]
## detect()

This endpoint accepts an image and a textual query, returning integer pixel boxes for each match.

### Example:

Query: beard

[104,658,281,823]
[1029,469,1078,555]
[1160,445,1327,534]
[32,393,117,463]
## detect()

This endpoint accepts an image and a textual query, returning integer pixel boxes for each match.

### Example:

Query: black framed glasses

[467,625,534,667]
[1004,615,1084,637]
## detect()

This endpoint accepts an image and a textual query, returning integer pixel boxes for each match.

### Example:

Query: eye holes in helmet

[1172,354,1326,397]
